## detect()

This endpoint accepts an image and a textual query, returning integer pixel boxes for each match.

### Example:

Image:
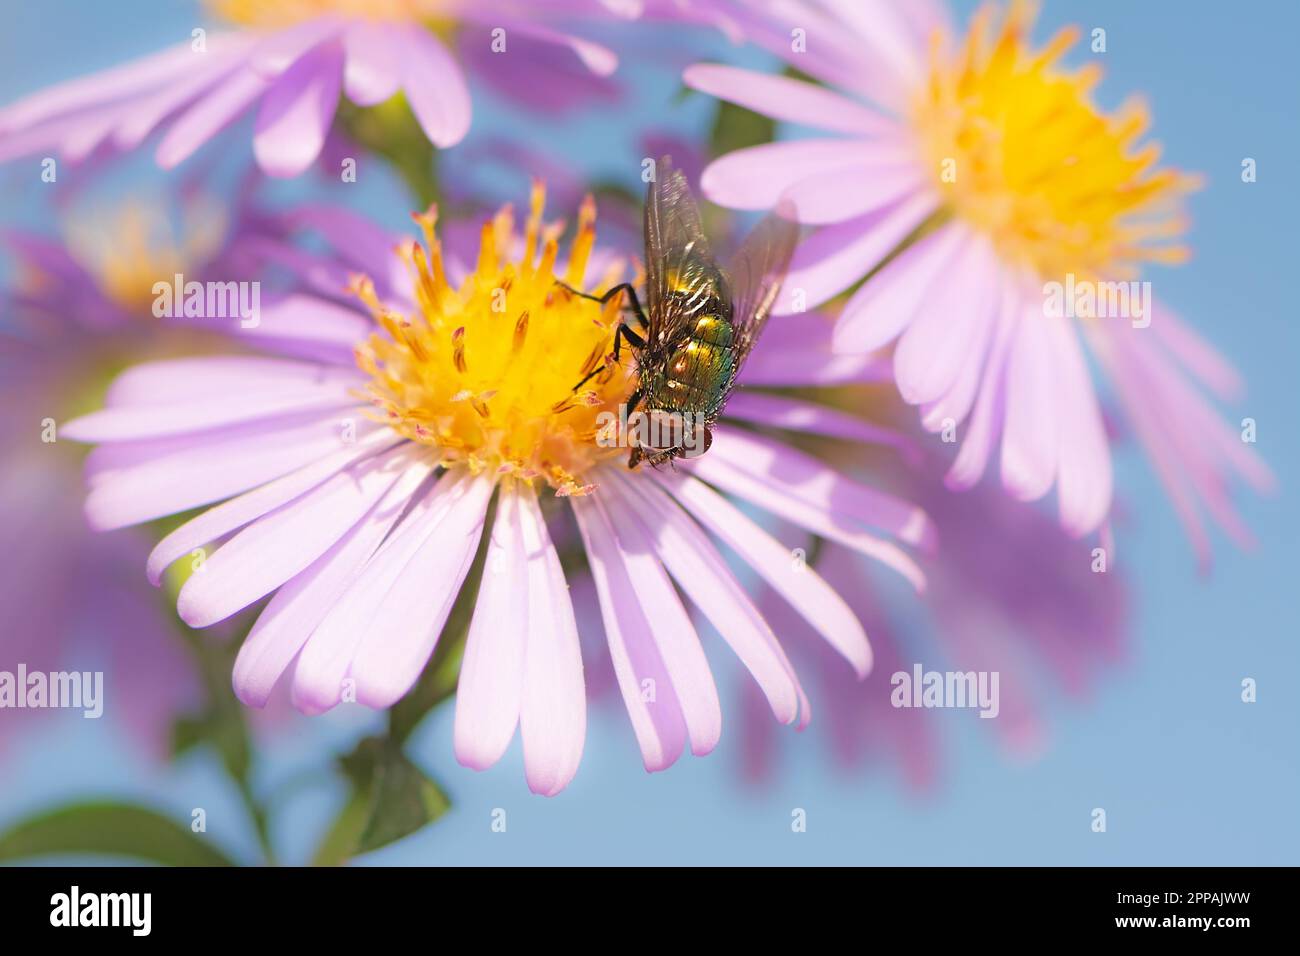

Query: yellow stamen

[354,185,635,495]
[208,0,453,29]
[911,0,1201,280]
[54,198,226,314]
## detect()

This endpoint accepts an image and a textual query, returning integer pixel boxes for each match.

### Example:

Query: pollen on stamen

[512,311,530,352]
[350,182,638,490]
[451,326,468,374]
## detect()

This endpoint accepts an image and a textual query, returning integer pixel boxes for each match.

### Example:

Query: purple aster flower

[738,440,1128,788]
[0,193,275,756]
[0,1,620,177]
[60,183,934,795]
[684,0,1273,563]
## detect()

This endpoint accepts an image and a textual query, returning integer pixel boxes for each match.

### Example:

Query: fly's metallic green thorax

[594,156,798,468]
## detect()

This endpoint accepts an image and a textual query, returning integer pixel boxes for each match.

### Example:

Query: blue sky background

[0,1,1296,865]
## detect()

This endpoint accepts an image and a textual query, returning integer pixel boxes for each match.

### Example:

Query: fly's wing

[643,155,728,345]
[724,199,799,372]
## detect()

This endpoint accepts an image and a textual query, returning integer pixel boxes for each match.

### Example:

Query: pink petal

[1094,318,1273,557]
[684,63,898,137]
[248,17,346,75]
[239,236,360,304]
[63,382,358,442]
[0,114,79,163]
[103,356,361,406]
[571,493,687,773]
[114,43,254,150]
[61,104,132,162]
[683,438,927,592]
[1046,316,1112,536]
[946,277,1019,490]
[490,19,618,76]
[347,474,494,709]
[152,18,343,169]
[608,471,803,726]
[176,444,418,628]
[155,67,270,169]
[720,2,880,96]
[87,408,378,531]
[743,315,893,386]
[918,267,1008,433]
[1000,303,1059,502]
[893,233,1000,405]
[895,0,953,45]
[1149,301,1244,401]
[233,459,434,707]
[743,346,890,387]
[723,391,917,456]
[1119,327,1274,495]
[237,293,375,363]
[342,21,403,106]
[596,474,722,756]
[705,428,935,551]
[515,483,587,796]
[288,206,408,292]
[454,485,528,770]
[820,0,926,92]
[832,221,966,353]
[1099,332,1214,566]
[0,41,199,131]
[699,138,906,212]
[778,190,936,312]
[145,428,398,584]
[290,470,463,713]
[782,161,927,225]
[254,38,345,177]
[655,470,871,677]
[399,27,470,148]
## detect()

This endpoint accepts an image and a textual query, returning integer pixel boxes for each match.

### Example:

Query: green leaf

[356,746,451,855]
[337,93,440,208]
[170,706,251,780]
[0,802,237,866]
[708,99,777,159]
[310,790,372,868]
[322,737,450,862]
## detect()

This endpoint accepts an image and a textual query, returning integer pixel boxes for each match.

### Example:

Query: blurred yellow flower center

[352,185,635,496]
[911,0,1200,280]
[209,0,452,27]
[62,200,224,315]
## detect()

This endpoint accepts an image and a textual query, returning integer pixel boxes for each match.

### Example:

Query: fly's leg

[555,280,650,337]
[568,286,647,391]
[612,318,646,362]
[624,384,645,416]
[622,385,649,469]
[571,323,646,391]
[600,282,649,335]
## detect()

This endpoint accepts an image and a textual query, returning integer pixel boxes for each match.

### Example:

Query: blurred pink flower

[0,2,622,177]
[685,0,1273,563]
[743,578,938,792]
[0,201,237,757]
[61,185,932,795]
[741,441,1128,788]
[0,185,306,756]
[0,445,199,758]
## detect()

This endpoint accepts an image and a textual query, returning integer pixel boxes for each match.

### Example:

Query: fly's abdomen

[649,313,735,415]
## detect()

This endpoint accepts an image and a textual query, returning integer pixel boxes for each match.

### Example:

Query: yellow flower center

[61,200,225,315]
[208,0,450,27]
[911,0,1200,280]
[352,184,636,496]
